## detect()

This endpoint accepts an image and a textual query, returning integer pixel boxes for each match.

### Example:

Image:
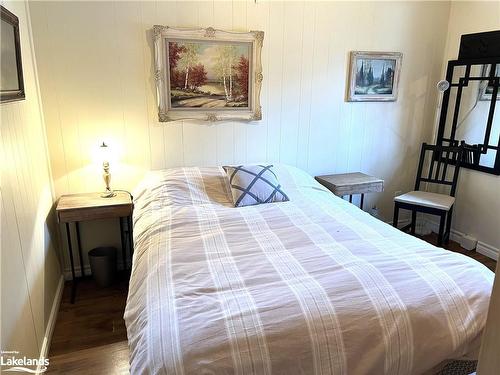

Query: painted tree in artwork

[367,65,374,85]
[189,64,208,88]
[169,42,187,89]
[168,42,186,71]
[227,46,238,99]
[379,65,386,86]
[358,61,365,86]
[214,45,238,101]
[170,69,185,88]
[178,43,200,90]
[385,67,394,86]
[234,56,249,99]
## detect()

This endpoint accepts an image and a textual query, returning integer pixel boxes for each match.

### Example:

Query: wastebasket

[88,247,117,287]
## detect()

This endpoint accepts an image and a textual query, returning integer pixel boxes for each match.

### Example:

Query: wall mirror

[436,58,500,175]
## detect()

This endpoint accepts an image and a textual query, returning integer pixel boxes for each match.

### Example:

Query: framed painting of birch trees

[347,51,402,102]
[153,26,264,122]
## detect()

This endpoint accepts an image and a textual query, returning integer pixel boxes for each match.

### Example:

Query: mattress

[124,165,494,375]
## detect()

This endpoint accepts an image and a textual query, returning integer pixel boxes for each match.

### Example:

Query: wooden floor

[422,232,497,272]
[46,341,129,375]
[46,234,496,374]
[47,272,129,374]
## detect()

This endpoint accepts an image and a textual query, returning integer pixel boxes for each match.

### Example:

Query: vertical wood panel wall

[1,0,61,361]
[30,0,451,217]
[28,1,451,273]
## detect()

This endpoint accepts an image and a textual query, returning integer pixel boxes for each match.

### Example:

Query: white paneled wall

[30,0,450,214]
[28,1,451,271]
[1,0,61,361]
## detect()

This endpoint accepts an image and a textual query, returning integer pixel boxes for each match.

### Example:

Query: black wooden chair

[460,140,481,166]
[393,143,463,247]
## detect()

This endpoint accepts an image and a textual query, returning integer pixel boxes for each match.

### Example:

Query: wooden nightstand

[315,172,384,209]
[56,191,134,303]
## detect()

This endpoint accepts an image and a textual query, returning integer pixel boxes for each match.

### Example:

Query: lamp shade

[99,141,111,162]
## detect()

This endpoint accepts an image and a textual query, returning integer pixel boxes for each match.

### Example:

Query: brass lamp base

[101,190,116,198]
[101,160,115,198]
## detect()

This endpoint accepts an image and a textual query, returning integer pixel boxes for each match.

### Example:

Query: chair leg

[393,204,399,228]
[411,210,417,235]
[445,207,453,245]
[437,212,446,247]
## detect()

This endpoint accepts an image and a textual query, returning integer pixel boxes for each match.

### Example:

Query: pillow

[223,165,289,207]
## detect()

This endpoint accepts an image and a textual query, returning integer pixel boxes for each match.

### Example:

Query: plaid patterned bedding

[124,165,494,375]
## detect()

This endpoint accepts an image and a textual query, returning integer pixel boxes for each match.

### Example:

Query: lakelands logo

[1,351,49,373]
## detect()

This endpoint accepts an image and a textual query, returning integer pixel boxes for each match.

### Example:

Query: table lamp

[99,141,116,198]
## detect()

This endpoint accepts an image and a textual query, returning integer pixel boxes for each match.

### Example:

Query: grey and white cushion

[223,164,289,207]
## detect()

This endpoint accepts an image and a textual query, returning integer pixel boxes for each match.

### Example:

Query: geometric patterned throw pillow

[222,164,289,207]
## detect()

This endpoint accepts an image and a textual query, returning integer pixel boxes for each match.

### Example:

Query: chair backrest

[460,140,481,165]
[446,139,480,165]
[415,143,464,196]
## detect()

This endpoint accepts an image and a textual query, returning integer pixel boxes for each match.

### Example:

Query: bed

[124,165,494,375]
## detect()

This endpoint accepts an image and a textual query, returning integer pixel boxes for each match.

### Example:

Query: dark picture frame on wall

[1,5,25,103]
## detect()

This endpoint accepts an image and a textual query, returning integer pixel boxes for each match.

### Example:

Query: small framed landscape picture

[347,51,402,102]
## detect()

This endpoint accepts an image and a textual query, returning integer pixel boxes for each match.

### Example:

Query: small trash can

[88,247,117,287]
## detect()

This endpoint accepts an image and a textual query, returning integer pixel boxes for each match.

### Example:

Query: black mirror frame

[436,57,500,175]
[1,5,25,103]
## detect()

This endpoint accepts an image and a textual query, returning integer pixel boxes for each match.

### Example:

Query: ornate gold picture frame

[153,26,264,122]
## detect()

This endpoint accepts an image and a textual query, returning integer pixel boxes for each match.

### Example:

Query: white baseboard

[477,241,499,261]
[37,275,64,373]
[424,218,499,260]
[424,218,463,243]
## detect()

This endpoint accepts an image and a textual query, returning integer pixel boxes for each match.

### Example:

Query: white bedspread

[124,165,494,375]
